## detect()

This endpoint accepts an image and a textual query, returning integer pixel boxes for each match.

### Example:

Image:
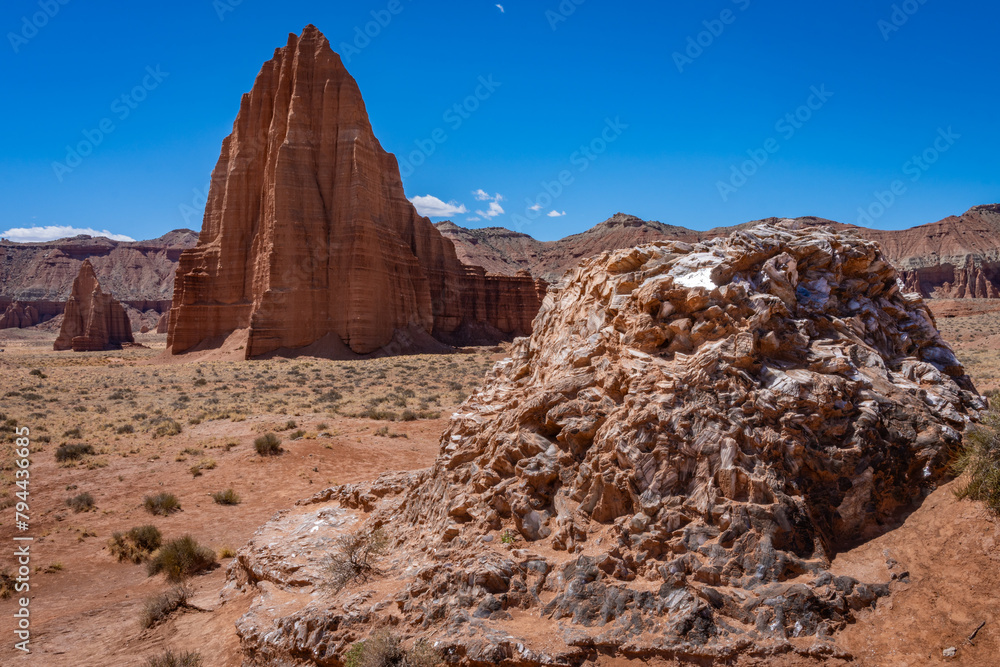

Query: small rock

[943,647,957,658]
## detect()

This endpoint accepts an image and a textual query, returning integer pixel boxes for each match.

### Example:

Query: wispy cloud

[529,203,544,212]
[471,189,505,219]
[466,216,481,222]
[496,4,505,13]
[0,225,136,243]
[409,195,468,218]
[547,210,566,217]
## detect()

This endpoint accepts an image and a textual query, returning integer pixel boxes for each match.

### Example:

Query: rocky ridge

[0,229,197,330]
[229,222,982,664]
[53,260,134,351]
[167,25,542,359]
[439,206,1000,298]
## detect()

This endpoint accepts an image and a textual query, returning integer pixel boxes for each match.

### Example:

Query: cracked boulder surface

[229,223,984,665]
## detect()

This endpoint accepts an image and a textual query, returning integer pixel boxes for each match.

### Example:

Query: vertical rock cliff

[168,25,541,359]
[54,260,134,351]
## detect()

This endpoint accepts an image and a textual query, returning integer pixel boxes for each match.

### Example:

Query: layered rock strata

[54,260,134,351]
[230,223,982,663]
[167,25,541,359]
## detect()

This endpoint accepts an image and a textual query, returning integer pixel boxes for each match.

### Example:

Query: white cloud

[547,210,566,217]
[466,216,481,222]
[529,203,544,212]
[496,4,504,13]
[409,195,468,218]
[0,225,136,243]
[476,201,505,219]
[472,188,491,201]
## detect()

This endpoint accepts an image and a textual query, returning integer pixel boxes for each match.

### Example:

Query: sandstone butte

[53,259,134,352]
[229,222,983,664]
[166,25,543,359]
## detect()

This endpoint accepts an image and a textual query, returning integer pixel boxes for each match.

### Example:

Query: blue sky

[1,1,997,243]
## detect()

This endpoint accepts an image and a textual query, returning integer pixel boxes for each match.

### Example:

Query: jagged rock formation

[168,26,541,359]
[229,223,982,664]
[439,205,1000,298]
[0,229,197,329]
[54,260,134,351]
[0,302,40,329]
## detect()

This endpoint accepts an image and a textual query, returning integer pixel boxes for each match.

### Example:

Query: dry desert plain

[0,299,998,667]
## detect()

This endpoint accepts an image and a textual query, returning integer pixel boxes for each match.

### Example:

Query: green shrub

[109,524,162,563]
[143,650,202,667]
[144,492,181,516]
[211,488,241,505]
[55,443,94,462]
[954,408,1000,513]
[147,535,217,582]
[66,492,95,513]
[253,433,282,456]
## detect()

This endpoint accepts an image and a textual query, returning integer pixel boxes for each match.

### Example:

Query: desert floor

[0,299,997,666]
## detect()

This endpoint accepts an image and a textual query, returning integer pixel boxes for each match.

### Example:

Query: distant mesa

[438,206,1000,298]
[0,229,197,332]
[167,25,542,359]
[54,260,134,352]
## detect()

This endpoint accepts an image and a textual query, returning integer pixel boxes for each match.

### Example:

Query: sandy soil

[0,307,998,666]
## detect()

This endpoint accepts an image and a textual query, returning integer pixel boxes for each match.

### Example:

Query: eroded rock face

[168,25,541,359]
[54,260,134,351]
[230,223,982,663]
[0,302,40,329]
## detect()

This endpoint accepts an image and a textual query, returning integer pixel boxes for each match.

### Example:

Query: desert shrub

[141,585,190,628]
[144,492,181,516]
[66,492,95,512]
[218,546,237,558]
[117,424,135,434]
[360,407,398,421]
[0,571,14,599]
[29,369,46,378]
[327,527,389,592]
[108,525,162,563]
[253,432,282,456]
[194,378,207,386]
[147,535,217,582]
[55,443,94,461]
[343,630,441,667]
[143,650,202,667]
[279,419,297,431]
[153,419,182,438]
[954,408,1000,513]
[211,488,241,505]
